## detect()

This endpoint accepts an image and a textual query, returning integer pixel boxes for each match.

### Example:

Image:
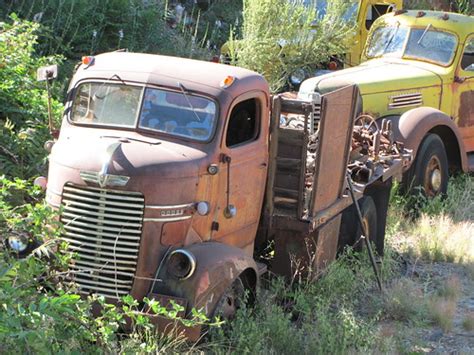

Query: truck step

[276,157,301,171]
[468,152,474,172]
[256,261,268,276]
[273,186,299,200]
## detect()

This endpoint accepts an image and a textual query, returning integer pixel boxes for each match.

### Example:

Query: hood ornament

[80,141,130,188]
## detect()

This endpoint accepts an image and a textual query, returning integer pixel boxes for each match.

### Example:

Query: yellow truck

[220,0,402,87]
[299,10,474,197]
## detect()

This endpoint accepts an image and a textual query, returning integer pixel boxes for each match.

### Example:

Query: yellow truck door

[347,0,402,67]
[453,35,474,153]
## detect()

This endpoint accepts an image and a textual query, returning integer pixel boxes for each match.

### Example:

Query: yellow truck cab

[299,10,474,197]
[345,0,403,67]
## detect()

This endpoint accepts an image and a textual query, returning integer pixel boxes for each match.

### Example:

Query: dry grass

[436,276,462,300]
[428,298,457,332]
[382,278,427,322]
[462,313,474,332]
[388,176,474,265]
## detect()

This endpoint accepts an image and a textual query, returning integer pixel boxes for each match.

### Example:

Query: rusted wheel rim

[214,280,243,320]
[423,155,442,197]
[362,217,371,241]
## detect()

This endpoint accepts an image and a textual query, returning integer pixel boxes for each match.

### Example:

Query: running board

[468,152,474,172]
[256,262,268,277]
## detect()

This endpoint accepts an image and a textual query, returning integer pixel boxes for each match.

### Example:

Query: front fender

[382,107,467,171]
[152,242,258,317]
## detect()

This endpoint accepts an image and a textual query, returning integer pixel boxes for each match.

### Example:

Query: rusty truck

[16,53,410,338]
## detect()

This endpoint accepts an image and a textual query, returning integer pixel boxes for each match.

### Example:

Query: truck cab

[43,52,409,338]
[299,10,474,197]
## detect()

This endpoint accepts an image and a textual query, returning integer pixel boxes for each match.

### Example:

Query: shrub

[0,16,63,179]
[229,0,355,92]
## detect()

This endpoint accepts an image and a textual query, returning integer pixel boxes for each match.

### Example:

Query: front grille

[60,184,144,299]
[388,92,423,109]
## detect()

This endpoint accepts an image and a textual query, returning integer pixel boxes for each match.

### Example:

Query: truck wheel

[409,134,448,198]
[338,196,377,253]
[213,277,245,321]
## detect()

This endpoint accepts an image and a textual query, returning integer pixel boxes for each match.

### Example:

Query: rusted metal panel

[270,214,341,280]
[309,85,359,217]
[313,214,341,274]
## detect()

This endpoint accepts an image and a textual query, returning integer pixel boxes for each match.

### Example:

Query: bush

[0,16,63,179]
[228,0,355,92]
[1,0,214,60]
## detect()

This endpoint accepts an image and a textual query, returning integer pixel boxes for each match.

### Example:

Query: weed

[436,276,462,301]
[428,297,457,332]
[462,313,474,332]
[382,278,427,322]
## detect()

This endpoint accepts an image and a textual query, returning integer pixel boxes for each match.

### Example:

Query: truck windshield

[138,88,216,141]
[71,82,143,127]
[70,83,217,141]
[366,25,457,66]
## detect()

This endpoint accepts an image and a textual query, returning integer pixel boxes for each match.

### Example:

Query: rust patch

[459,91,474,128]
[161,221,190,246]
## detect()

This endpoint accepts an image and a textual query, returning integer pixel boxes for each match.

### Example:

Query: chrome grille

[60,184,144,299]
[312,103,321,133]
[388,92,423,109]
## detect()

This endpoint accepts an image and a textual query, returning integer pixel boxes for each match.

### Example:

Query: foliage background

[0,0,473,353]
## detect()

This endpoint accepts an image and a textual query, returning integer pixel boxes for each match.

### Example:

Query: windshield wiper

[417,23,433,45]
[94,74,127,100]
[178,82,203,123]
[383,21,400,53]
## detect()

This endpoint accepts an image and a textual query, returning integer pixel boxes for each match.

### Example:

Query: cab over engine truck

[40,53,410,339]
[299,10,474,197]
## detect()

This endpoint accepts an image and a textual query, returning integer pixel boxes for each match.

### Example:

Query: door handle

[259,162,267,168]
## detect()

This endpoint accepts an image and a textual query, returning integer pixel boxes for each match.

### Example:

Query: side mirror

[37,64,58,82]
[37,64,59,137]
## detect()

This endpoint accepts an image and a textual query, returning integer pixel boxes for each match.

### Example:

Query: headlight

[7,235,29,253]
[167,249,196,280]
[290,68,307,86]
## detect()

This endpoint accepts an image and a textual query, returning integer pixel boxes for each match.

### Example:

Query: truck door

[453,35,474,152]
[351,1,400,67]
[212,92,269,254]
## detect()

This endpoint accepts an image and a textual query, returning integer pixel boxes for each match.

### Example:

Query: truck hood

[299,60,442,97]
[50,133,207,178]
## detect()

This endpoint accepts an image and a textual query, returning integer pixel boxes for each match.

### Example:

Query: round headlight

[8,235,29,253]
[167,249,196,280]
[196,201,210,216]
[290,68,307,86]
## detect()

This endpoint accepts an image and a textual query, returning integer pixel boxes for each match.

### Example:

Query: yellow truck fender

[383,107,468,172]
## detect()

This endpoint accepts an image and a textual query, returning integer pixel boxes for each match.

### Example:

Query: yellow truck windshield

[366,25,458,66]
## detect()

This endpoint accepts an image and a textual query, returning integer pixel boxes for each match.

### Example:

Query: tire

[212,276,245,321]
[404,134,448,198]
[338,196,377,253]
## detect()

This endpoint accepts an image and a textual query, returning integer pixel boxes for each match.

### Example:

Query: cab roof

[72,52,269,99]
[376,10,473,40]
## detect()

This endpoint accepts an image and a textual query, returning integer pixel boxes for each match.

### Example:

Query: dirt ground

[393,261,474,353]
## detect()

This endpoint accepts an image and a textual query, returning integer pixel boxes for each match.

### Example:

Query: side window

[226,98,259,147]
[461,37,474,72]
[365,5,392,30]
